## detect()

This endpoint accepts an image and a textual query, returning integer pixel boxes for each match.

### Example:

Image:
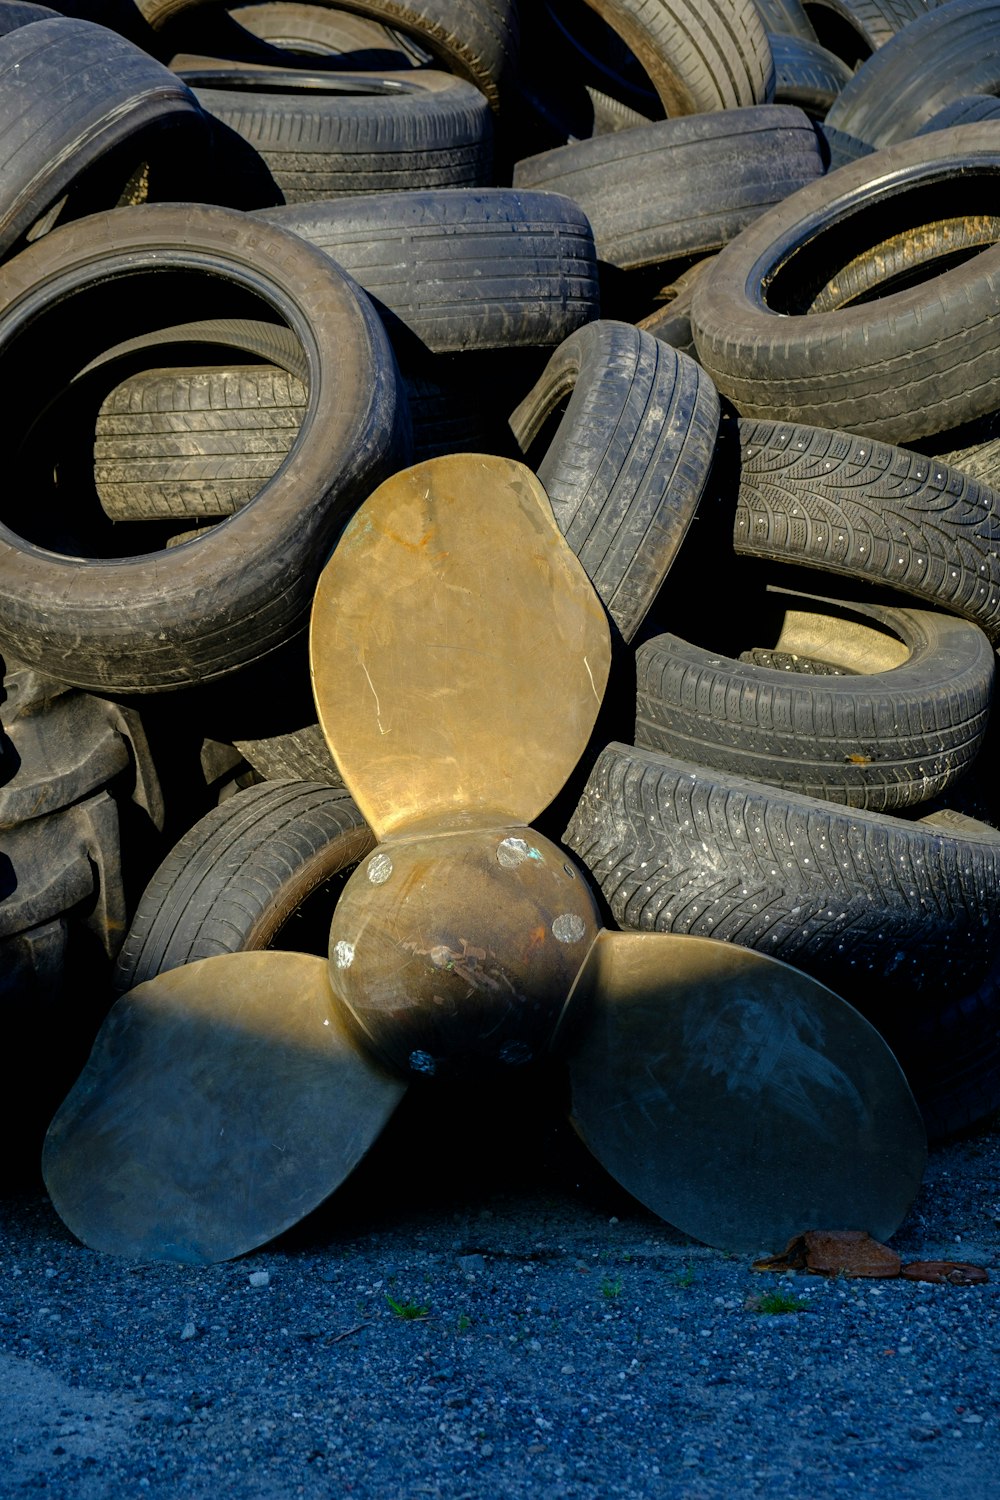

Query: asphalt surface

[2,1081,999,1500]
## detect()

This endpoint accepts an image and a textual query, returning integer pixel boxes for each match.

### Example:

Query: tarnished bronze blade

[561,931,926,1253]
[42,953,405,1264]
[310,455,611,841]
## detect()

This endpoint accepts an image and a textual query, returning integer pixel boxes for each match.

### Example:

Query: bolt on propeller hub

[328,828,600,1079]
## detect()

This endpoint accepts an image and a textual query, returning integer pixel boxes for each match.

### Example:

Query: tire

[803,0,930,64]
[223,1,429,67]
[0,3,60,32]
[0,203,408,693]
[1,793,126,957]
[190,65,493,200]
[816,119,874,168]
[513,105,824,272]
[509,320,720,641]
[754,0,819,41]
[733,418,1000,643]
[258,189,601,353]
[112,780,374,994]
[577,0,775,116]
[0,16,210,261]
[825,0,1000,148]
[0,683,131,826]
[94,363,308,521]
[915,93,1000,134]
[634,595,994,810]
[690,124,1000,444]
[563,739,1000,1002]
[636,256,713,359]
[285,0,519,111]
[769,32,853,117]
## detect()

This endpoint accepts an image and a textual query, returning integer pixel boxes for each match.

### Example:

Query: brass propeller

[43,456,926,1263]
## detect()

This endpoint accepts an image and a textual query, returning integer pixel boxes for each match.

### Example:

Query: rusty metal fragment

[754,1229,902,1277]
[900,1261,990,1285]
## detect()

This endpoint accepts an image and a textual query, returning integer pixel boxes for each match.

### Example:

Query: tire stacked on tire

[7,0,1000,1174]
[0,653,166,1167]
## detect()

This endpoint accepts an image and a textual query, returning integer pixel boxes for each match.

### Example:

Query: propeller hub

[327,828,600,1079]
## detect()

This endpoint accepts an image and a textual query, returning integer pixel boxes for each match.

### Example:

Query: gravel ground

[2,1079,999,1500]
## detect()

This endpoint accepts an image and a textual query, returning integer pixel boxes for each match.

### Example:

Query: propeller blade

[42,952,405,1264]
[310,455,611,841]
[560,931,926,1253]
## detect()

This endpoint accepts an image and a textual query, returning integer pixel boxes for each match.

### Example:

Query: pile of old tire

[3,0,1000,1175]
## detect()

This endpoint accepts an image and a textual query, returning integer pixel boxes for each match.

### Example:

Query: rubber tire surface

[755,0,819,41]
[577,0,775,116]
[292,0,519,110]
[95,364,308,520]
[769,32,852,116]
[634,597,994,810]
[509,320,719,641]
[804,0,930,60]
[193,67,493,200]
[513,105,824,272]
[113,780,374,994]
[225,1,427,67]
[734,418,1000,643]
[690,124,1000,444]
[0,204,407,693]
[0,16,207,261]
[563,740,1000,1001]
[825,0,1000,147]
[259,190,600,353]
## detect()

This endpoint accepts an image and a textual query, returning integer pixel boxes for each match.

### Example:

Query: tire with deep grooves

[563,740,1000,1002]
[733,419,1000,643]
[509,320,719,641]
[634,598,995,810]
[0,203,408,693]
[578,0,775,115]
[95,364,308,520]
[113,780,374,994]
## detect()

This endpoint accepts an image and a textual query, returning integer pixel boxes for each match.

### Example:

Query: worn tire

[804,0,931,64]
[509,320,719,641]
[690,124,1000,444]
[0,16,210,261]
[113,780,374,993]
[563,740,1000,1002]
[769,32,852,117]
[95,363,308,520]
[577,0,775,115]
[513,105,824,272]
[0,204,407,693]
[734,418,1000,643]
[634,595,994,810]
[190,65,493,200]
[825,0,1000,147]
[259,189,600,353]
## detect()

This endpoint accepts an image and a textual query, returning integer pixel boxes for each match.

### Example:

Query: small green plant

[752,1290,811,1316]
[385,1293,430,1320]
[669,1265,696,1289]
[456,1313,472,1334]
[600,1276,622,1299]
